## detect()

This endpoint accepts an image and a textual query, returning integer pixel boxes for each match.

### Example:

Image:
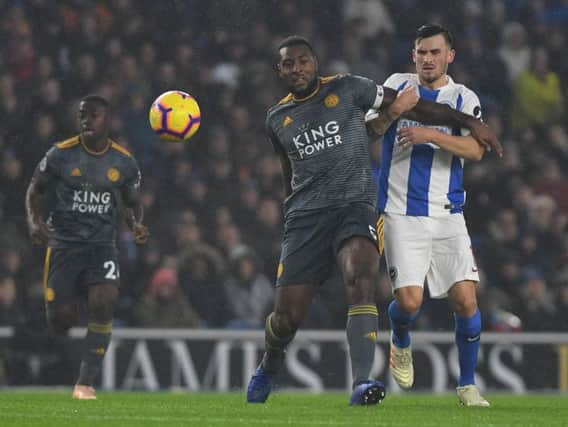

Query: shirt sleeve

[383,73,408,90]
[459,88,482,137]
[265,113,284,154]
[350,75,384,110]
[37,146,60,180]
[122,158,142,204]
[365,74,408,122]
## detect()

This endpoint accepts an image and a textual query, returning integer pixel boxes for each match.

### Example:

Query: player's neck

[80,135,111,155]
[292,78,320,101]
[419,74,449,90]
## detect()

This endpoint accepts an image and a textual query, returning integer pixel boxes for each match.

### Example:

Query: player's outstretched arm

[382,87,503,157]
[367,86,419,137]
[25,171,50,246]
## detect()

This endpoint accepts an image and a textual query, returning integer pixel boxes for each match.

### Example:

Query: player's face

[78,101,110,142]
[413,34,455,86]
[278,44,318,94]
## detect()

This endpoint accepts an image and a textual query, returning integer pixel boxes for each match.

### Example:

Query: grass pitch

[0,391,566,426]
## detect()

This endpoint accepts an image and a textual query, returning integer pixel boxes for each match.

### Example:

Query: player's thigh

[333,202,380,259]
[382,213,431,291]
[427,215,479,299]
[336,236,380,303]
[277,213,334,288]
[84,245,120,316]
[44,246,84,307]
[84,245,121,288]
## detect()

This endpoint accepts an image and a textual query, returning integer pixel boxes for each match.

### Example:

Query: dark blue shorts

[43,244,120,305]
[276,202,379,287]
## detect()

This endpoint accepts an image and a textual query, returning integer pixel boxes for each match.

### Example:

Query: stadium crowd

[0,0,567,360]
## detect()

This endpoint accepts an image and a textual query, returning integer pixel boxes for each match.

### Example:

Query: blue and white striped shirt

[372,73,481,217]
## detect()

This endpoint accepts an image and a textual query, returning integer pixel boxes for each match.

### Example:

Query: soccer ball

[149,90,201,142]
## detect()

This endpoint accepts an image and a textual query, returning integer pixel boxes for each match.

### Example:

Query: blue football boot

[246,367,273,403]
[349,380,386,405]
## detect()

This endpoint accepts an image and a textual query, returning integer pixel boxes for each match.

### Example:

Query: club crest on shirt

[107,167,120,182]
[324,94,339,108]
[283,116,293,127]
[70,167,82,177]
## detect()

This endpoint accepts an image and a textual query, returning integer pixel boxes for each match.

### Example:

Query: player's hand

[397,127,434,149]
[389,86,419,119]
[132,223,149,245]
[467,119,503,157]
[29,221,50,246]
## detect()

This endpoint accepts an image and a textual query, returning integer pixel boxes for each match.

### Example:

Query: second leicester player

[25,95,149,400]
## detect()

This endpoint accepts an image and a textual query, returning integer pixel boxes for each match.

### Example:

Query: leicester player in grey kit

[246,36,501,405]
[25,95,149,399]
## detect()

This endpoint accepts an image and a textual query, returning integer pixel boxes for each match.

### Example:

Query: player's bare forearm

[25,176,50,244]
[399,127,484,161]
[369,86,419,136]
[431,134,484,161]
[367,111,395,137]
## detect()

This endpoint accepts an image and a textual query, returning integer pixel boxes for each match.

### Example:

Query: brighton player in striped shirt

[246,35,500,406]
[367,24,493,407]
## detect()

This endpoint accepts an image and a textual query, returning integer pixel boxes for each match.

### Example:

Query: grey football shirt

[37,136,140,247]
[266,74,384,218]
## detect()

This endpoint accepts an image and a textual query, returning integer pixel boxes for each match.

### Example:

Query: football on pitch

[149,90,201,142]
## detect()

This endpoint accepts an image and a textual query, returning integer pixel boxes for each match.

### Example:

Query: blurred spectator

[177,225,228,327]
[510,48,565,130]
[518,267,559,331]
[0,272,19,326]
[557,283,568,330]
[498,22,530,82]
[223,246,274,329]
[343,0,394,39]
[133,267,201,328]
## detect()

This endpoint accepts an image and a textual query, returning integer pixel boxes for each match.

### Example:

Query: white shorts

[382,212,479,298]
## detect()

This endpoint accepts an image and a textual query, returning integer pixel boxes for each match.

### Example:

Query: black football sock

[347,305,379,388]
[76,322,112,386]
[260,312,295,374]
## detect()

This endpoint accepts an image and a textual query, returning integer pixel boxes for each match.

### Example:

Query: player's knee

[453,298,478,317]
[343,266,377,303]
[397,294,423,314]
[47,306,78,335]
[272,309,302,336]
[88,285,118,320]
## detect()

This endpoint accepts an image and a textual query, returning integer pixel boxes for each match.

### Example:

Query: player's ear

[412,48,417,64]
[447,49,456,64]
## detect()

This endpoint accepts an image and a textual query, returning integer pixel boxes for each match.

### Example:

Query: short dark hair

[80,94,110,109]
[277,35,315,54]
[415,24,453,47]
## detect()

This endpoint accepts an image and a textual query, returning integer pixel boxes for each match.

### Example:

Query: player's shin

[388,300,419,348]
[346,304,378,387]
[454,309,481,386]
[76,321,112,386]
